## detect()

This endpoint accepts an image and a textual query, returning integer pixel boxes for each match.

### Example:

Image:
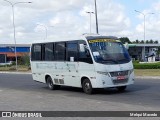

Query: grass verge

[0,65,30,72]
[0,65,159,76]
[134,69,160,76]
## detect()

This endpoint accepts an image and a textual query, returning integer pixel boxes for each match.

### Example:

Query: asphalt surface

[0,73,160,119]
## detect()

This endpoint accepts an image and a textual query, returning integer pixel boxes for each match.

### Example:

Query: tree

[135,39,140,43]
[154,40,158,44]
[132,39,158,44]
[119,37,132,44]
[149,39,153,44]
[132,39,139,43]
[140,40,144,43]
[18,53,30,66]
[146,40,149,44]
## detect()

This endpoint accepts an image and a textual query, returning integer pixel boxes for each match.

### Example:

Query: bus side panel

[31,62,46,83]
[51,62,70,86]
[78,62,97,88]
[61,62,80,87]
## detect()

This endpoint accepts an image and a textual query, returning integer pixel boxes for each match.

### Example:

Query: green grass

[0,65,30,72]
[134,69,160,76]
[133,62,160,76]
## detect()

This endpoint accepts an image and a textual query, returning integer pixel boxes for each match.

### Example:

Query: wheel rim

[84,82,90,92]
[48,78,53,88]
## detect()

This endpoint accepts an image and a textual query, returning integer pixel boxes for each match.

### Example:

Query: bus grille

[59,79,64,84]
[110,71,129,77]
[113,79,128,84]
[54,79,59,84]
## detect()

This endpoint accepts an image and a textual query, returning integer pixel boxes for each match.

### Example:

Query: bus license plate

[117,76,125,80]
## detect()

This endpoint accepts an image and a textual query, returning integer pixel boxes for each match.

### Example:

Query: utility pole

[86,11,94,34]
[4,0,32,71]
[135,10,154,61]
[94,0,99,34]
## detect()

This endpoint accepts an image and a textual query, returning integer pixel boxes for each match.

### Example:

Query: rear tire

[46,76,60,90]
[117,86,127,92]
[82,78,93,94]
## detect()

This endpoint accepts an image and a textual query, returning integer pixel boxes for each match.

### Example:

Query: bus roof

[85,35,119,40]
[31,35,119,44]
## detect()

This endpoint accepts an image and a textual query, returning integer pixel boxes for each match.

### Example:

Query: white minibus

[31,35,134,94]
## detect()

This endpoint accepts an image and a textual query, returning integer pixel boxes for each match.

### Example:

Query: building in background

[0,44,30,64]
[128,44,160,62]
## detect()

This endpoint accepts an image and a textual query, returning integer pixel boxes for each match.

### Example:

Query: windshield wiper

[100,59,119,64]
[118,59,130,63]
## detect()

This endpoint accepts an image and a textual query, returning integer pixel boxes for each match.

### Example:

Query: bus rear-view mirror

[124,42,129,50]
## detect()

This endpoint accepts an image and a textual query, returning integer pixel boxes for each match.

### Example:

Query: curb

[135,76,160,79]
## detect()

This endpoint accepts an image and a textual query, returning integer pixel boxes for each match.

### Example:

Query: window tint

[67,43,78,61]
[44,43,54,61]
[78,41,93,64]
[32,44,42,61]
[55,43,66,61]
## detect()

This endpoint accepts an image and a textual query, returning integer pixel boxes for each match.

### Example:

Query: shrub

[0,64,12,67]
[133,60,139,64]
[12,61,16,65]
[134,62,160,69]
[9,66,16,71]
[18,53,30,66]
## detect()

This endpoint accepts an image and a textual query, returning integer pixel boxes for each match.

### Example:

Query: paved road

[0,73,160,119]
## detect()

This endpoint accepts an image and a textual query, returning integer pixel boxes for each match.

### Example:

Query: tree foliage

[18,53,30,66]
[119,37,132,44]
[119,37,159,44]
[132,39,159,44]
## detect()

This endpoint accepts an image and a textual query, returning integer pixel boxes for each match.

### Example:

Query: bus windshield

[88,39,131,64]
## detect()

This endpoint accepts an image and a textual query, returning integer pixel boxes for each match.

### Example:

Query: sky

[0,0,160,44]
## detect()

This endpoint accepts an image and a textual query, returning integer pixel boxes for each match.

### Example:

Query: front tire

[82,79,93,94]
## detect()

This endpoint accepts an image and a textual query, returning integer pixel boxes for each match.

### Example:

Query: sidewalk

[0,71,31,74]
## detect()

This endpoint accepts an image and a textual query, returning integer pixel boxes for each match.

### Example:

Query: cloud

[0,0,134,44]
[134,1,160,41]
[152,1,160,11]
[95,1,131,37]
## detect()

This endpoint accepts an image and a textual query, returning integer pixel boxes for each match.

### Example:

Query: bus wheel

[55,85,61,90]
[117,86,127,92]
[82,79,93,94]
[46,76,55,90]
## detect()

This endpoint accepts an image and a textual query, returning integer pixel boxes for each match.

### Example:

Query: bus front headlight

[97,71,109,76]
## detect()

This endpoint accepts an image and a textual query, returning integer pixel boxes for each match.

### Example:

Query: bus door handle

[72,76,76,77]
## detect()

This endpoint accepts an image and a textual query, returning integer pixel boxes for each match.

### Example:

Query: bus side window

[55,42,66,61]
[31,44,42,61]
[67,43,78,62]
[78,42,93,64]
[44,43,54,61]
